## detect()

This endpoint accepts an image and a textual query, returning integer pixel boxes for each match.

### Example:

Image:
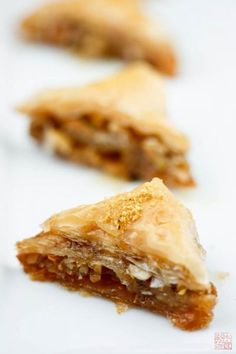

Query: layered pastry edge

[16,178,216,330]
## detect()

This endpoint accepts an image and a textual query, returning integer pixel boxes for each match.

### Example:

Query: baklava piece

[18,63,194,187]
[17,178,217,331]
[20,0,176,75]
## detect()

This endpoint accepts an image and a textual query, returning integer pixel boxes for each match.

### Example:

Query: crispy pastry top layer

[43,178,209,288]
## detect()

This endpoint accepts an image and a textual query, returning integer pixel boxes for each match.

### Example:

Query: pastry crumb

[79,289,91,297]
[115,302,129,314]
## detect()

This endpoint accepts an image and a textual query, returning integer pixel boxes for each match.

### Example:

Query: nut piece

[89,273,101,283]
[150,277,164,288]
[44,128,72,156]
[128,264,152,281]
[26,254,39,265]
[79,265,89,276]
[178,288,186,295]
[142,291,152,295]
[91,263,102,274]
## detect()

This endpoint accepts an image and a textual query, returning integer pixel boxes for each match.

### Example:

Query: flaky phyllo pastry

[18,63,194,187]
[17,178,216,331]
[20,0,176,75]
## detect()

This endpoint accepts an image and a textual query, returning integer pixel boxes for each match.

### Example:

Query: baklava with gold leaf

[17,178,216,330]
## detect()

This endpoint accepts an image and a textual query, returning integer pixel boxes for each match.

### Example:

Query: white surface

[1,1,236,353]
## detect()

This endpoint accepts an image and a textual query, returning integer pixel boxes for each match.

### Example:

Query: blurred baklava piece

[17,178,216,330]
[18,63,194,187]
[20,0,176,75]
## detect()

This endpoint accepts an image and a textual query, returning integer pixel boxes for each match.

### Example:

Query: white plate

[1,1,236,353]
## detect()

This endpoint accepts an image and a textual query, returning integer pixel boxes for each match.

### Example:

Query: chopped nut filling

[17,234,216,331]
[29,113,193,186]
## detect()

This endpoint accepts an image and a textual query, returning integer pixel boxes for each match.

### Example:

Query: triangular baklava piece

[20,0,176,75]
[17,178,216,331]
[18,63,194,187]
